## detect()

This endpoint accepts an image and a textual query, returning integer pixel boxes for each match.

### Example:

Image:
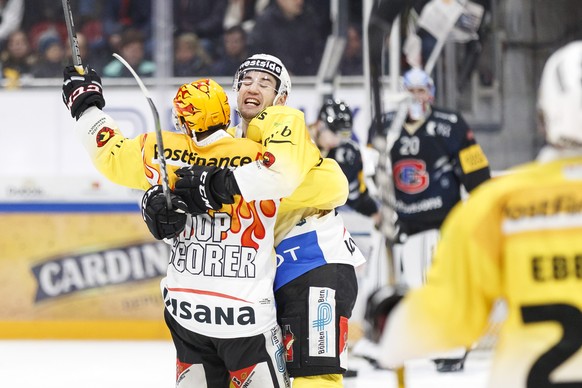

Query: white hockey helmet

[537,41,582,147]
[233,53,292,105]
[402,67,435,98]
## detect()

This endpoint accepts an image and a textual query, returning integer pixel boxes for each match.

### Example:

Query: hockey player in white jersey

[163,54,366,388]
[62,72,291,387]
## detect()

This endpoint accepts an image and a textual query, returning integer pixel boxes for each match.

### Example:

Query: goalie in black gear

[368,68,491,373]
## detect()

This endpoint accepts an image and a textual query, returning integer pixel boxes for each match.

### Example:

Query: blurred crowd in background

[0,0,365,83]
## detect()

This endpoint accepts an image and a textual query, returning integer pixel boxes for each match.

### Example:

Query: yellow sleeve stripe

[459,144,489,174]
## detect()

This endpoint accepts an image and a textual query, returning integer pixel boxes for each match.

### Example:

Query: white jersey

[162,203,280,339]
[74,107,281,339]
[274,210,366,290]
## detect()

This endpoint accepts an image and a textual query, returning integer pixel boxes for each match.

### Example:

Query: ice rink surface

[0,340,492,388]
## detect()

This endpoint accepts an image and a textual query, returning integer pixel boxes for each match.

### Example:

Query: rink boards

[0,202,171,339]
[0,202,377,339]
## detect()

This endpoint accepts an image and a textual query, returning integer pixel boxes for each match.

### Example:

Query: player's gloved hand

[62,66,105,120]
[174,165,241,213]
[141,185,188,240]
[364,285,406,343]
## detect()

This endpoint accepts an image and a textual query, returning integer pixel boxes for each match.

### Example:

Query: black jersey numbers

[263,126,293,147]
[399,136,420,156]
[521,303,582,387]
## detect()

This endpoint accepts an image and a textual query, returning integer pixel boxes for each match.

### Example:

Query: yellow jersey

[231,105,350,243]
[380,152,582,387]
[230,105,365,290]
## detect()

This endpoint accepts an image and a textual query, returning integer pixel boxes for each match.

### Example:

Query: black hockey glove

[62,66,105,120]
[141,185,188,240]
[364,285,406,343]
[174,165,241,213]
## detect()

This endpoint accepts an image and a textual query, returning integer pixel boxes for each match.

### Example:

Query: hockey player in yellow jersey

[235,56,364,388]
[62,64,355,386]
[132,55,363,387]
[62,74,291,387]
[370,41,582,387]
[169,54,365,388]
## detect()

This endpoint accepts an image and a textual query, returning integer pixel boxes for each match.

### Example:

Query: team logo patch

[308,287,336,357]
[96,127,115,147]
[263,151,276,167]
[393,159,429,194]
[459,144,488,174]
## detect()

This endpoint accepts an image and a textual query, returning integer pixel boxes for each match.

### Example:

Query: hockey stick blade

[61,0,84,75]
[112,53,172,210]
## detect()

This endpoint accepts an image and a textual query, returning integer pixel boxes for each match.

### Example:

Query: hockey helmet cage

[537,41,582,147]
[233,54,292,105]
[172,79,231,137]
[319,99,353,135]
[402,67,435,98]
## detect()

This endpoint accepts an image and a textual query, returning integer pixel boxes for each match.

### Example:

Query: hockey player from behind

[372,40,582,388]
[62,73,291,387]
[146,54,364,387]
[368,67,491,371]
[310,99,380,224]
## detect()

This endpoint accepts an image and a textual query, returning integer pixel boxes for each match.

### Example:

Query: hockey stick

[61,0,84,75]
[396,366,405,388]
[366,1,412,387]
[112,53,172,209]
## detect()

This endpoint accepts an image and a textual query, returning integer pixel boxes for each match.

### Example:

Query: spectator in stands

[103,0,152,59]
[173,0,228,57]
[65,31,105,74]
[65,31,87,63]
[102,28,155,78]
[209,25,248,76]
[173,32,212,77]
[340,23,364,75]
[21,0,64,40]
[21,0,57,25]
[0,0,24,47]
[306,0,331,38]
[1,29,35,84]
[32,32,65,78]
[349,0,363,24]
[223,0,269,33]
[75,3,108,73]
[248,0,326,75]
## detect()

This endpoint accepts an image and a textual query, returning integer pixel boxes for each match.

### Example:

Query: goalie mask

[537,41,582,147]
[319,99,353,138]
[172,79,231,138]
[402,68,435,121]
[233,54,292,105]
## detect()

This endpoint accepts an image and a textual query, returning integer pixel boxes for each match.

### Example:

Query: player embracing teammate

[62,53,364,387]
